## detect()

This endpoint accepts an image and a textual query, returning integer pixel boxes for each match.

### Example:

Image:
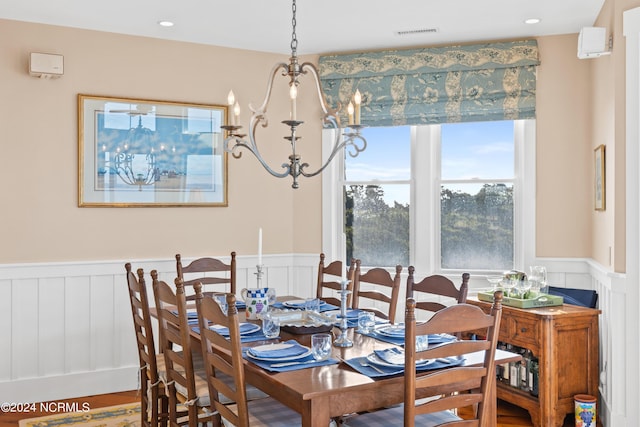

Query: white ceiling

[0,0,605,55]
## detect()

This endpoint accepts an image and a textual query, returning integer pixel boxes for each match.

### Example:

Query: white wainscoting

[0,255,622,426]
[0,253,319,403]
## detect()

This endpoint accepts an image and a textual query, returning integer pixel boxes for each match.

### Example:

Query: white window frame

[322,120,536,276]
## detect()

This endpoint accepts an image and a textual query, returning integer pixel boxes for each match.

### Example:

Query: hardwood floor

[1,391,575,427]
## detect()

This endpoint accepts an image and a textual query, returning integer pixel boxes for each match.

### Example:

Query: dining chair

[352,260,402,323]
[176,252,236,301]
[343,290,504,427]
[406,266,469,316]
[125,263,168,427]
[152,272,215,427]
[316,253,356,306]
[193,283,303,427]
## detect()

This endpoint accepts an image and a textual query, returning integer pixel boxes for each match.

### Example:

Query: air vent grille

[396,28,438,36]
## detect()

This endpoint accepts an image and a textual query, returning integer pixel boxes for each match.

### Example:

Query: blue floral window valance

[318,39,540,127]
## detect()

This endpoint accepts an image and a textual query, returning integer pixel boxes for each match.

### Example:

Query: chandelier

[221,0,367,189]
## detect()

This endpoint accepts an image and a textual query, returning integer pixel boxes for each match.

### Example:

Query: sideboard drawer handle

[521,327,527,333]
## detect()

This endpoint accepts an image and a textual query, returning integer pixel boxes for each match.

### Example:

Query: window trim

[322,120,536,275]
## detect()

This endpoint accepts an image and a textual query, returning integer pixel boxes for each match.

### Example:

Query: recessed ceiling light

[158,20,174,27]
[524,18,541,25]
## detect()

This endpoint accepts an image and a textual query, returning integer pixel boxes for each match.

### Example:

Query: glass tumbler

[305,298,320,313]
[311,333,332,361]
[261,313,280,339]
[357,311,375,334]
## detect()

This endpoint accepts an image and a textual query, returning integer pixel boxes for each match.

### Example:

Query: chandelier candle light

[221,0,367,189]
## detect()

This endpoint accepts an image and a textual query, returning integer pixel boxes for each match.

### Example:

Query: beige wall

[0,19,322,263]
[535,34,592,258]
[0,18,601,266]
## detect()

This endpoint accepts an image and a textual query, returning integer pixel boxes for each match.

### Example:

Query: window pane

[440,183,513,270]
[345,127,410,181]
[441,121,514,180]
[345,184,409,267]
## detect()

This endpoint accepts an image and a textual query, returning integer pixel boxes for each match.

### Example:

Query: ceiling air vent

[396,28,439,36]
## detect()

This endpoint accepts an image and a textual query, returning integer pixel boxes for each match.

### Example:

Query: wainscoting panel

[0,254,318,403]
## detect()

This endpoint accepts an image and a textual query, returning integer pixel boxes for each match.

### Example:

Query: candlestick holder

[255,264,264,288]
[333,281,353,348]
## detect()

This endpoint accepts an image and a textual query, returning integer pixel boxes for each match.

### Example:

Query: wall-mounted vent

[396,28,439,36]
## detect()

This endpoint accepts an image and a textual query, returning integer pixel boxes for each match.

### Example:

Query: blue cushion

[548,286,598,308]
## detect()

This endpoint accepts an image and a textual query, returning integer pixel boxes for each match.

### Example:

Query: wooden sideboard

[467,296,600,427]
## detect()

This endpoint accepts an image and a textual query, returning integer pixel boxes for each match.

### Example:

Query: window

[344,127,411,267]
[440,121,515,271]
[322,120,535,275]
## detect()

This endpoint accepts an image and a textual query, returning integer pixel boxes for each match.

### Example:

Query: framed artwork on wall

[78,94,228,207]
[594,144,605,211]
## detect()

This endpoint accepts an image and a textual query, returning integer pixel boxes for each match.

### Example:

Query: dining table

[158,296,521,427]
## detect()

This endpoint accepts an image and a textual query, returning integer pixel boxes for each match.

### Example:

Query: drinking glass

[502,278,517,298]
[305,298,320,313]
[416,335,429,351]
[516,279,532,299]
[311,333,332,361]
[486,275,504,291]
[529,266,548,294]
[215,294,228,315]
[356,311,375,334]
[261,313,280,339]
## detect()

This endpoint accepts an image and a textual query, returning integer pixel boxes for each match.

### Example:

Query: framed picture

[594,144,605,211]
[78,95,228,207]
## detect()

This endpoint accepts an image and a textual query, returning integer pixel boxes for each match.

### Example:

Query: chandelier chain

[290,0,298,56]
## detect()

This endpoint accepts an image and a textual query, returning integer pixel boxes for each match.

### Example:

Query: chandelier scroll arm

[297,129,367,179]
[249,61,290,119]
[298,62,341,121]
[223,117,292,179]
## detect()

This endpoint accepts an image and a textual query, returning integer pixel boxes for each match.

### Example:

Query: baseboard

[0,366,139,403]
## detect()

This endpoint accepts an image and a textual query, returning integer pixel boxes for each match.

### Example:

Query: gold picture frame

[78,95,228,207]
[594,144,605,211]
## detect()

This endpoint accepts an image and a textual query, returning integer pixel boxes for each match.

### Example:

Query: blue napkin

[344,357,403,378]
[171,309,200,324]
[192,326,274,343]
[373,348,433,367]
[319,303,340,312]
[427,334,457,345]
[244,353,339,372]
[359,329,405,346]
[345,355,465,378]
[373,347,407,365]
[209,322,258,337]
[247,340,308,359]
[237,329,273,343]
[359,328,456,347]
